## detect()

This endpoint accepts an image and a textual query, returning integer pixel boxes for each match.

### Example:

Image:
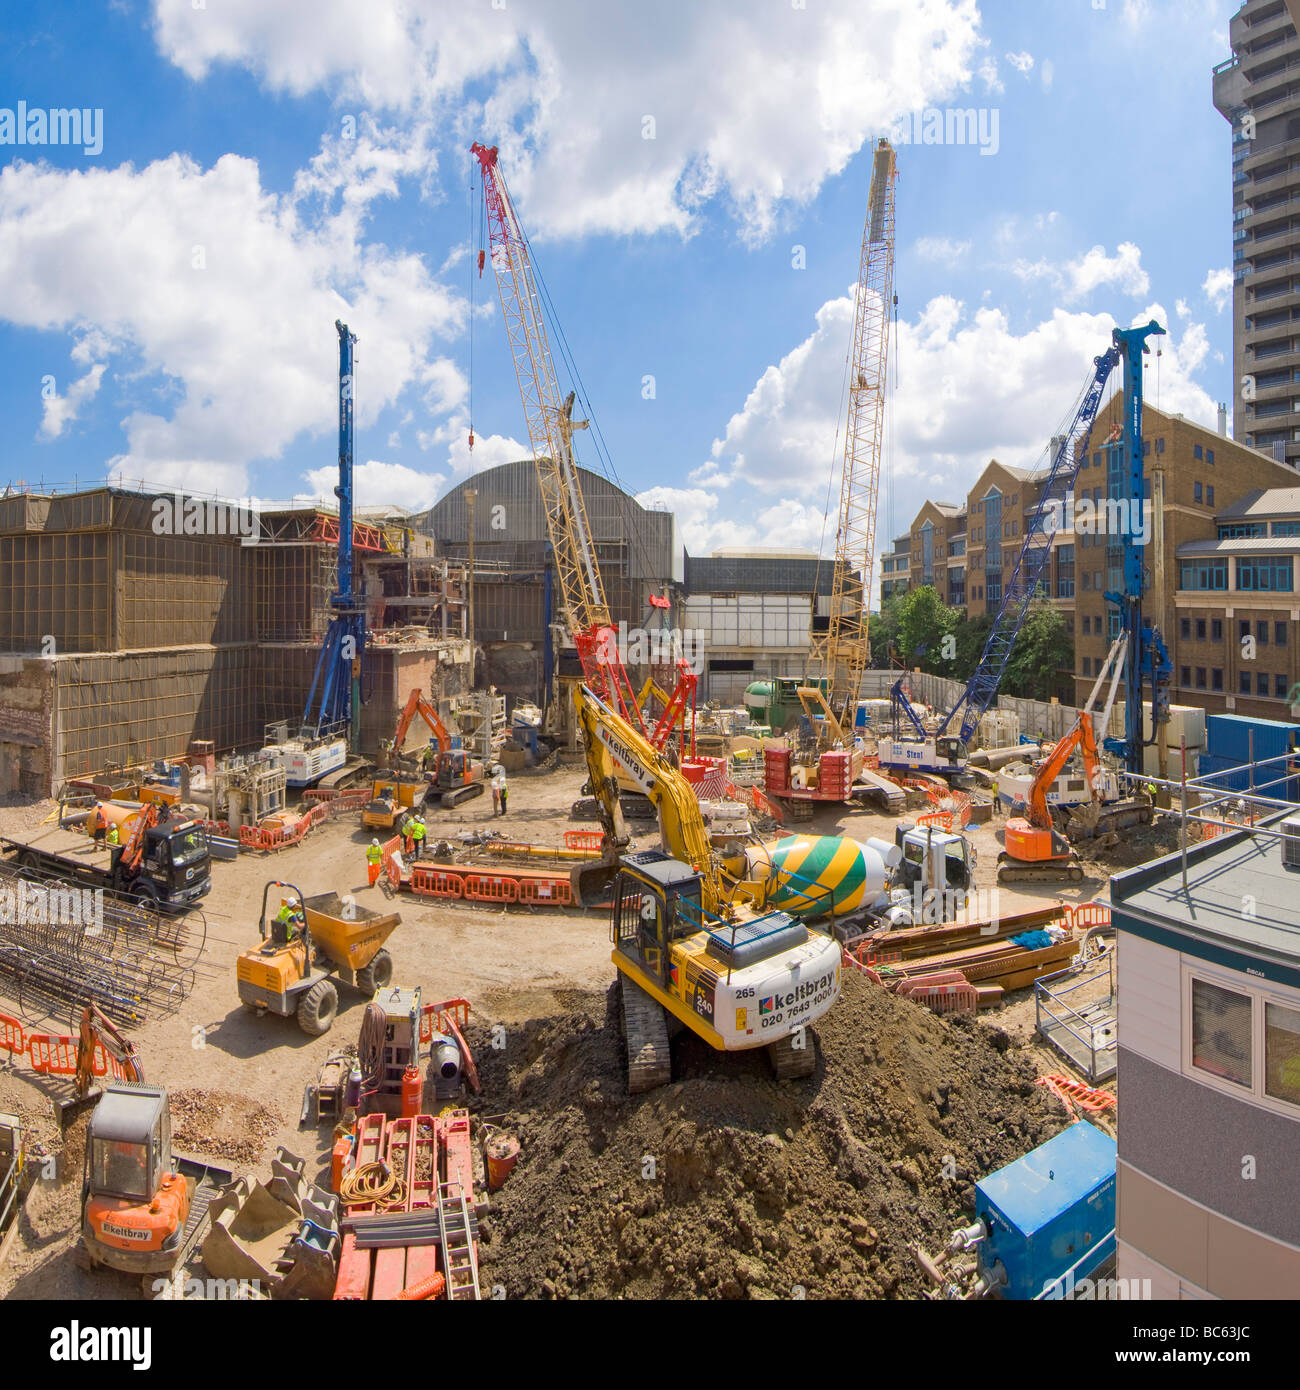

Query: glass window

[1276,622,1287,645]
[1207,486,1215,506]
[1180,665,1191,686]
[1180,561,1227,591]
[1194,481,1203,503]
[1196,667,1207,689]
[1191,979,1252,1088]
[1239,620,1250,641]
[1238,556,1294,591]
[92,1139,150,1201]
[1212,619,1223,642]
[1277,674,1289,699]
[1257,620,1270,644]
[1196,619,1207,640]
[1180,618,1191,639]
[1259,672,1270,696]
[1213,668,1224,692]
[1083,657,1092,677]
[1240,670,1251,694]
[1207,449,1215,466]
[1265,1001,1300,1107]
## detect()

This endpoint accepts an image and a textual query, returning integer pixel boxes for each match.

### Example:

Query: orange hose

[397,1272,446,1301]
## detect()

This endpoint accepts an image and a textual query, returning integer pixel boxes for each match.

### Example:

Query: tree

[1002,603,1074,701]
[895,586,959,677]
[869,593,904,667]
[953,611,994,678]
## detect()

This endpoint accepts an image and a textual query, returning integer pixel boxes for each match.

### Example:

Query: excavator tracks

[996,850,1084,884]
[768,1030,816,1081]
[621,976,672,1095]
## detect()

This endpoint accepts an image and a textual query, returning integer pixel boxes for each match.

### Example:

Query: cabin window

[1191,978,1253,1088]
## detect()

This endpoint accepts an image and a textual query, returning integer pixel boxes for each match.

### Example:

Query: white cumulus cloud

[1203,266,1232,313]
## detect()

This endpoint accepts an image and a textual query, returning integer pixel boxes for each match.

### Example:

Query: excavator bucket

[202,1147,340,1300]
[571,859,621,908]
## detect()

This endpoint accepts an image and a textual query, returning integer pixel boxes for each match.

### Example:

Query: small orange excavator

[997,720,1094,884]
[79,1081,231,1283]
[998,638,1151,884]
[388,688,486,810]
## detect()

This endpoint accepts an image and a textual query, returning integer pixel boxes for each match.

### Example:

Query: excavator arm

[1026,715,1101,830]
[391,688,452,756]
[574,685,721,914]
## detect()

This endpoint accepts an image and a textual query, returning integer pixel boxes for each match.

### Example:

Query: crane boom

[472,142,650,731]
[936,342,1123,747]
[809,138,896,713]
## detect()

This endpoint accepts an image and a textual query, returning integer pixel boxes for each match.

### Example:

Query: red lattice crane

[471,142,648,735]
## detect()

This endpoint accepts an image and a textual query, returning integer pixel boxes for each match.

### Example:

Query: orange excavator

[997,638,1151,884]
[997,718,1095,884]
[385,689,486,811]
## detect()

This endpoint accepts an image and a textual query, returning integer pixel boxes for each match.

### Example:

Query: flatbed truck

[0,817,212,910]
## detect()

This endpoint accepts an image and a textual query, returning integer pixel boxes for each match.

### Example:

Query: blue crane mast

[1104,322,1172,774]
[301,320,365,747]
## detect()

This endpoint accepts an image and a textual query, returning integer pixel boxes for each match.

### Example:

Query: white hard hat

[371,838,379,846]
[287,896,298,907]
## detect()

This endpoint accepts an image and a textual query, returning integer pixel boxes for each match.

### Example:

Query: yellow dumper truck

[236,880,401,1035]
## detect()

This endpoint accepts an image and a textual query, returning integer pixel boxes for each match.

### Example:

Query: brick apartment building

[893,401,1300,714]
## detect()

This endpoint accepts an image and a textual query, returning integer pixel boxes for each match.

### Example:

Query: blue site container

[1206,714,1297,763]
[976,1123,1116,1300]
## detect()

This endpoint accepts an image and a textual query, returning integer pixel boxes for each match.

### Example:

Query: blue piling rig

[1102,320,1171,774]
[301,320,365,748]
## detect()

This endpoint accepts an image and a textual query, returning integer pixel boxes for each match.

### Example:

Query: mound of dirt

[168,1088,284,1167]
[470,971,1069,1300]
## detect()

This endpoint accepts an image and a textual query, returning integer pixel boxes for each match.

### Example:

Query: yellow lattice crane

[809,138,897,720]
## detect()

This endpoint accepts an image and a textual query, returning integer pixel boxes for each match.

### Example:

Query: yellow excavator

[572,685,843,1091]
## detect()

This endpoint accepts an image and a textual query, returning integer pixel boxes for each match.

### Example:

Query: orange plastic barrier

[517,877,572,906]
[410,867,465,899]
[26,1034,78,1076]
[1069,902,1111,933]
[462,873,519,904]
[1038,1072,1116,1113]
[563,830,604,851]
[915,810,953,830]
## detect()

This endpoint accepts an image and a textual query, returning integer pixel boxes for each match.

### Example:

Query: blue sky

[0,0,1236,568]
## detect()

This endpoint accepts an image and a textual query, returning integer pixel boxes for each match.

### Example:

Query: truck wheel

[19,852,40,872]
[297,980,338,1036]
[354,949,393,996]
[132,882,159,908]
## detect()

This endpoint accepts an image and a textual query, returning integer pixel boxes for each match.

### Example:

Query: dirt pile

[169,1088,284,1166]
[1080,814,1181,870]
[471,971,1069,1300]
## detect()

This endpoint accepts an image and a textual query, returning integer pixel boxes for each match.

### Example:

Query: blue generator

[976,1123,1116,1300]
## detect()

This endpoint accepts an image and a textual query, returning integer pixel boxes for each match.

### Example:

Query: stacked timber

[848,905,1077,998]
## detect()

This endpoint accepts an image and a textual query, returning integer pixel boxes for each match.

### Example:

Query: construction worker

[89,802,107,845]
[409,814,426,859]
[491,779,501,816]
[422,739,438,773]
[366,837,383,886]
[105,822,119,847]
[275,896,303,943]
[497,772,509,817]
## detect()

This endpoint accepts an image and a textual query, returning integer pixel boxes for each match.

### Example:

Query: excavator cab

[610,852,705,987]
[81,1082,232,1278]
[81,1083,186,1272]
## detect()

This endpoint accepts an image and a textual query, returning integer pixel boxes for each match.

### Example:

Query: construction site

[0,132,1294,1314]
